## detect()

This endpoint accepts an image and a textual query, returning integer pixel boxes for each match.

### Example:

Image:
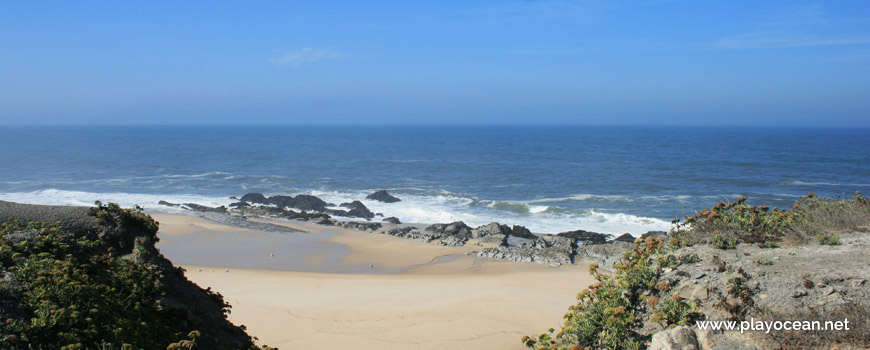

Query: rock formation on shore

[165,193,650,268]
[338,200,375,219]
[383,221,473,246]
[478,235,577,267]
[366,190,401,203]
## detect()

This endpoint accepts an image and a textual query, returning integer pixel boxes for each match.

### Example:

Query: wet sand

[153,213,595,350]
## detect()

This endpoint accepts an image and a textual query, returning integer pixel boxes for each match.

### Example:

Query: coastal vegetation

[669,192,869,247]
[0,202,274,350]
[525,193,870,350]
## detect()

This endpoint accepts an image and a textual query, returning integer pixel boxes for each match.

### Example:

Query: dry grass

[672,193,870,248]
[761,304,870,350]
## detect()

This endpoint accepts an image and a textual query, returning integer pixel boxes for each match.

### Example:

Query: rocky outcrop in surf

[165,195,643,268]
[556,229,612,244]
[366,190,401,203]
[475,222,537,240]
[337,200,375,219]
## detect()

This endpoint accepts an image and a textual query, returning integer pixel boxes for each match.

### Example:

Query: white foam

[0,189,233,214]
[308,189,671,235]
[789,180,870,187]
[1,188,673,236]
[526,194,633,203]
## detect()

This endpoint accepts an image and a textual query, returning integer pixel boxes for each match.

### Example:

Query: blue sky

[1,1,869,126]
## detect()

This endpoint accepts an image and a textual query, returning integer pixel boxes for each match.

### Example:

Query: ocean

[1,125,868,235]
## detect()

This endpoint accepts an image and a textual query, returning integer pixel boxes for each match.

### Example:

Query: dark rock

[366,190,401,203]
[510,225,537,239]
[240,193,268,204]
[383,217,401,224]
[384,223,471,246]
[511,236,536,248]
[476,222,537,239]
[557,229,612,244]
[229,205,330,222]
[426,221,472,239]
[338,221,382,232]
[195,211,303,233]
[338,201,375,219]
[158,200,181,207]
[316,218,336,226]
[479,235,577,266]
[612,233,636,243]
[267,194,328,212]
[476,222,511,237]
[549,236,576,249]
[479,234,508,246]
[228,201,250,208]
[385,226,419,238]
[183,203,227,213]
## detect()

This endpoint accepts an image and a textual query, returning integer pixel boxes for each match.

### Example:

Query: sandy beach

[153,213,595,349]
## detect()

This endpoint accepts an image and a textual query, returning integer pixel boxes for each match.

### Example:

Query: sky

[1,1,869,126]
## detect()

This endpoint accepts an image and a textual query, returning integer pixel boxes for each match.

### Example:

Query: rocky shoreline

[160,190,665,267]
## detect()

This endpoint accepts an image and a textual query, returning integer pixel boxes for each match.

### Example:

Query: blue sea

[1,126,868,235]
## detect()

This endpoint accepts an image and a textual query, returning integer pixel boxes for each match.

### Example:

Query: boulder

[612,233,636,243]
[316,218,336,226]
[649,326,701,350]
[476,222,537,239]
[476,222,511,237]
[383,217,401,224]
[479,234,507,245]
[338,201,375,219]
[478,235,576,266]
[557,229,612,244]
[510,225,537,239]
[425,221,472,240]
[228,201,250,208]
[366,190,401,203]
[339,221,382,232]
[268,194,329,212]
[240,193,268,204]
[182,203,227,213]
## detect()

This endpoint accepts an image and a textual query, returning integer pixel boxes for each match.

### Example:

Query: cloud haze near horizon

[0,1,869,126]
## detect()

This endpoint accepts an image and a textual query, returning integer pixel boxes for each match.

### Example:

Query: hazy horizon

[2,1,869,127]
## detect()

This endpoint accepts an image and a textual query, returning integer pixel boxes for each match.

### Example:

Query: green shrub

[0,204,275,350]
[815,232,841,246]
[671,196,799,245]
[91,200,160,236]
[522,238,702,350]
[671,193,869,247]
[754,258,773,265]
[717,271,756,321]
[679,253,700,264]
[0,228,187,349]
[712,234,738,250]
[651,295,702,328]
[759,241,779,249]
